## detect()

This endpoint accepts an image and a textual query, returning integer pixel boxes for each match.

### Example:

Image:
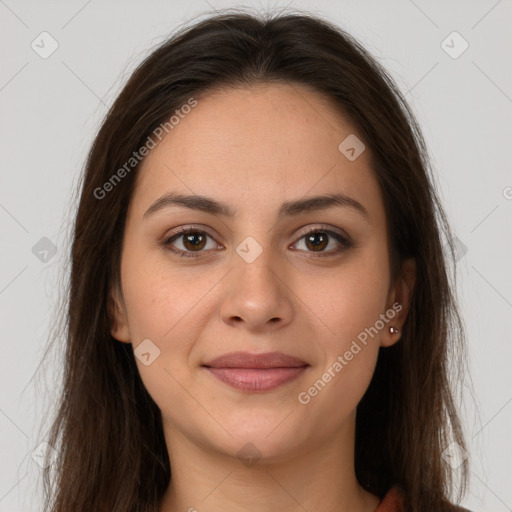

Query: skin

[109,82,415,512]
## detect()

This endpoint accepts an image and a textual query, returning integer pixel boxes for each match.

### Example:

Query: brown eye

[305,232,329,251]
[292,228,352,256]
[164,229,220,258]
[182,232,207,251]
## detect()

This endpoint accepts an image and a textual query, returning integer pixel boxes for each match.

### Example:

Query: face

[109,83,413,464]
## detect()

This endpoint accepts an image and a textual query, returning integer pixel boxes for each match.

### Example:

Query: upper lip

[202,351,308,369]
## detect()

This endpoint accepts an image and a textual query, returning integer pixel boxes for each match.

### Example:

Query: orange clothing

[374,487,472,512]
[375,487,405,511]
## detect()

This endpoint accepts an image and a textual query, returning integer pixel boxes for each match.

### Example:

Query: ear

[108,284,131,343]
[380,257,416,348]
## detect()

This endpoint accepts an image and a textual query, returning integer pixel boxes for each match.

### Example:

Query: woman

[40,9,472,512]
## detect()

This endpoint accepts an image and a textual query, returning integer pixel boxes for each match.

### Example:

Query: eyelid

[292,223,352,243]
[164,224,221,243]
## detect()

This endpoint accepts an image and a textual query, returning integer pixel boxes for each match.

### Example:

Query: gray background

[1,0,511,510]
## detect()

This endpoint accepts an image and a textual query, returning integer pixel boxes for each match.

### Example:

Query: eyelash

[162,225,353,259]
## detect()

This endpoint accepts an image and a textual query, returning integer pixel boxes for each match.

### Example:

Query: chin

[203,416,315,465]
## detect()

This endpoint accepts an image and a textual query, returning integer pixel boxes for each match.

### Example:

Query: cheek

[120,245,220,343]
[119,251,218,414]
[293,244,389,414]
[119,247,228,400]
[298,242,390,345]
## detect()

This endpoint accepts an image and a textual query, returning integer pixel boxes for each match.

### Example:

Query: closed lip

[202,351,308,369]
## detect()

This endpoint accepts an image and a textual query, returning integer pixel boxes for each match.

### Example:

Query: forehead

[129,82,384,223]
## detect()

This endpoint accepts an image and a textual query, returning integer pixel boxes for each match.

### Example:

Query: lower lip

[204,366,308,392]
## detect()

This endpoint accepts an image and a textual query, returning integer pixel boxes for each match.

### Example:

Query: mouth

[202,351,309,392]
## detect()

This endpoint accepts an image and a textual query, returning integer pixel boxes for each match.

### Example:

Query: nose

[220,245,294,332]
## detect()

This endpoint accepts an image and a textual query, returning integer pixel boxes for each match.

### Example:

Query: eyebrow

[143,192,370,221]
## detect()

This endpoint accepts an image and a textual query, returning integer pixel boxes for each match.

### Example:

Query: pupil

[308,233,327,251]
[187,234,201,245]
[185,233,205,249]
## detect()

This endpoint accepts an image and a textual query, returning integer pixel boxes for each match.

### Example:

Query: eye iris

[183,232,206,251]
[306,232,328,251]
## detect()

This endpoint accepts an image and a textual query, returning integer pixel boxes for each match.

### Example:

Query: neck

[159,411,380,512]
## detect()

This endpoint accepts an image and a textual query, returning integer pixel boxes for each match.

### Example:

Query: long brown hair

[38,8,469,512]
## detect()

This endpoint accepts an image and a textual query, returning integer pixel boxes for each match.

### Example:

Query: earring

[389,326,400,335]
